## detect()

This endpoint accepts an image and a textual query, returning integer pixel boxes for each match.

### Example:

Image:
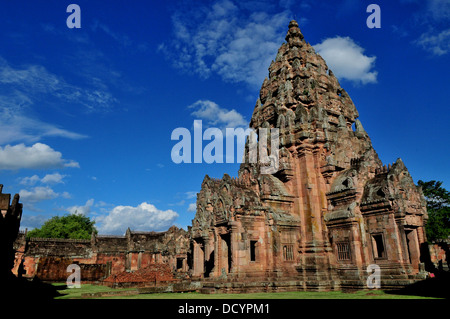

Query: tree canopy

[418,180,450,242]
[26,213,97,240]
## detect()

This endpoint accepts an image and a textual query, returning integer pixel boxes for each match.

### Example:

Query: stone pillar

[297,146,329,252]
[295,145,336,288]
[296,145,327,246]
[192,239,204,277]
[406,229,420,271]
[229,221,239,274]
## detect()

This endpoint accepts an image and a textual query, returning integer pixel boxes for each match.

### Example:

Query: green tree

[418,180,450,241]
[26,213,97,240]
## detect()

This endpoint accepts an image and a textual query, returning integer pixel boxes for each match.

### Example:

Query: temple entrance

[204,250,214,277]
[220,233,232,274]
[405,229,420,270]
[193,238,205,277]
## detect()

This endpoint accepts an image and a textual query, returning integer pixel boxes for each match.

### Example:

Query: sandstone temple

[189,20,432,291]
[3,20,449,294]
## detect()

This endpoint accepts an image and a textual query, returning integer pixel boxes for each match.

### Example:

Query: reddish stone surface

[12,226,189,282]
[102,263,175,284]
[189,20,431,290]
[6,20,448,292]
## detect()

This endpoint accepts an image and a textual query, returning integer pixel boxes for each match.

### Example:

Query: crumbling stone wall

[13,225,190,282]
[428,240,449,272]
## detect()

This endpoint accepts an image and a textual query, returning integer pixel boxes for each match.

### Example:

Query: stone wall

[428,240,449,272]
[13,226,190,282]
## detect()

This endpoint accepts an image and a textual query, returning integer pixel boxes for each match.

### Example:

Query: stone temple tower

[190,20,428,291]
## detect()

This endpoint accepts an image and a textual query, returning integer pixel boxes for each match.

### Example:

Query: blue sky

[0,0,448,235]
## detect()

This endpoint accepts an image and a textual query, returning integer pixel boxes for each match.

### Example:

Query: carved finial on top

[289,20,298,28]
[285,20,304,43]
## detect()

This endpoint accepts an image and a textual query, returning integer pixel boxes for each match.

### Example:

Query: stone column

[192,239,204,277]
[229,221,239,274]
[296,144,327,248]
[407,229,420,271]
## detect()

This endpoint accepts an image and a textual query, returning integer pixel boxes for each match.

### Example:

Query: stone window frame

[282,244,295,262]
[336,240,352,261]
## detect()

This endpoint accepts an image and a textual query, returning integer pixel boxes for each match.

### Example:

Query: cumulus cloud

[19,186,70,211]
[66,198,95,215]
[95,202,179,235]
[313,36,378,84]
[41,172,66,184]
[19,172,66,185]
[160,0,291,88]
[188,100,247,129]
[19,186,60,203]
[19,175,41,186]
[0,143,79,170]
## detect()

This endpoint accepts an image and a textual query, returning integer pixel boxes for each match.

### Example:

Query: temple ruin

[4,20,449,294]
[189,20,431,291]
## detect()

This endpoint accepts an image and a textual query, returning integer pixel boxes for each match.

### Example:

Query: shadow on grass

[2,275,61,300]
[385,272,450,299]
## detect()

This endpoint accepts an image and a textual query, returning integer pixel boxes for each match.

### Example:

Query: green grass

[52,283,137,299]
[53,283,441,299]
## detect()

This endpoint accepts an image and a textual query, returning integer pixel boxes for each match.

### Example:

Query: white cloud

[400,0,450,56]
[0,100,88,145]
[0,55,116,144]
[19,172,66,185]
[313,36,378,85]
[19,186,60,203]
[41,172,66,184]
[95,202,179,235]
[189,100,247,129]
[426,0,450,21]
[0,143,79,170]
[0,56,116,112]
[19,175,40,186]
[187,203,197,212]
[67,198,95,215]
[188,100,250,163]
[415,29,450,56]
[160,0,291,88]
[185,191,197,199]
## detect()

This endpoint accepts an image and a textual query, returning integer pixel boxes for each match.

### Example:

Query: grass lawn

[52,283,442,299]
